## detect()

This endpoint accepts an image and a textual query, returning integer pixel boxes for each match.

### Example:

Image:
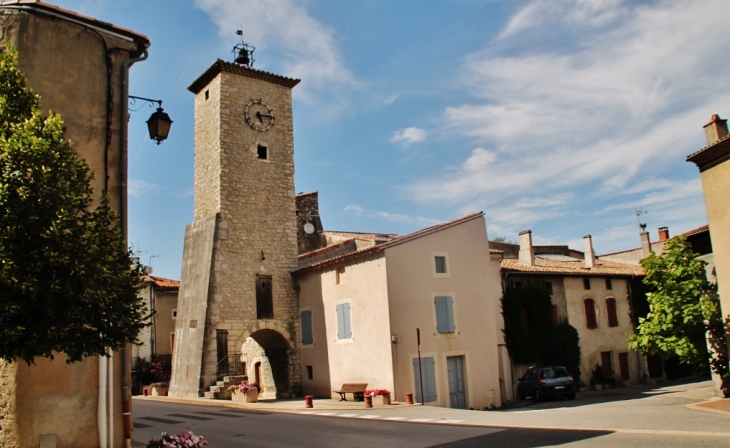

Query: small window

[606,298,618,327]
[583,278,591,290]
[435,296,456,333]
[336,266,345,284]
[257,144,268,160]
[301,310,313,345]
[545,281,553,295]
[435,256,447,274]
[336,303,352,339]
[306,365,313,380]
[172,309,178,320]
[584,298,597,329]
[605,278,613,290]
[204,90,209,100]
[256,275,273,319]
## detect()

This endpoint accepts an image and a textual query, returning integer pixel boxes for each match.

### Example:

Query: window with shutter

[583,278,591,290]
[605,278,612,290]
[413,357,438,403]
[606,298,618,327]
[336,303,352,339]
[435,296,455,333]
[301,310,313,345]
[584,298,597,329]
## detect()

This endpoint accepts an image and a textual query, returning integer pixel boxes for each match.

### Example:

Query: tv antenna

[232,28,255,67]
[635,207,647,231]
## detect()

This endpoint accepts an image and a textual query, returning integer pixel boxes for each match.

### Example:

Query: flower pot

[372,394,391,406]
[231,388,259,403]
[150,385,168,396]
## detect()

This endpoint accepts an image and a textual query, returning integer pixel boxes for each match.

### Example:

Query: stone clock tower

[169,59,302,399]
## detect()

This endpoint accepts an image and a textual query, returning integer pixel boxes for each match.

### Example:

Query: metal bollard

[365,395,373,408]
[405,392,414,405]
[305,395,314,408]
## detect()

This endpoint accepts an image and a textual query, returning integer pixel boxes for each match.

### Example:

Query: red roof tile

[144,275,179,290]
[501,257,642,276]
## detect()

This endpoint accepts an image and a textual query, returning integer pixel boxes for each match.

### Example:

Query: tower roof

[188,59,301,94]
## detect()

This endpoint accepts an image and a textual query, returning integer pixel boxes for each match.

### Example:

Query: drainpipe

[120,43,150,447]
[98,355,108,448]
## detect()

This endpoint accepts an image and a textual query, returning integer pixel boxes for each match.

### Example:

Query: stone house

[0,2,149,447]
[293,212,506,409]
[133,276,180,368]
[497,231,644,388]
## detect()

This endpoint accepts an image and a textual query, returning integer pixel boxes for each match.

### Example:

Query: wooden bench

[333,383,368,401]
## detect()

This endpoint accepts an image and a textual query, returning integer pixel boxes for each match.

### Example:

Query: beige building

[0,2,149,447]
[133,276,180,365]
[499,232,644,388]
[294,213,505,409]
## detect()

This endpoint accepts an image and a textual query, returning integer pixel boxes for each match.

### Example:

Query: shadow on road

[429,427,612,448]
[499,375,711,412]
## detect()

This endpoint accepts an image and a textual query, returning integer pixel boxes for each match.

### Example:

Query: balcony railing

[216,354,245,377]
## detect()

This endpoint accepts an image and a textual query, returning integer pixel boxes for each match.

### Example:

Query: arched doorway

[242,329,291,399]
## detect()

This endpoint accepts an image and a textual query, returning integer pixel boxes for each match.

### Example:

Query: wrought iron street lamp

[128,95,173,145]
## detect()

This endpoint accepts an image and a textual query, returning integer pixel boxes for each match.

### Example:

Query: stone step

[216,381,226,388]
[203,391,218,399]
[209,386,221,393]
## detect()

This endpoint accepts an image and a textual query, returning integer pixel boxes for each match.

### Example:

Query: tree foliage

[502,281,582,383]
[0,48,151,364]
[628,236,727,376]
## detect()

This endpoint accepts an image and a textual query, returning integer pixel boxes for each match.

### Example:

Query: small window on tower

[257,144,268,160]
[204,90,209,100]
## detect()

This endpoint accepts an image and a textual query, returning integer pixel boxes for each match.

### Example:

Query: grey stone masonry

[171,60,303,398]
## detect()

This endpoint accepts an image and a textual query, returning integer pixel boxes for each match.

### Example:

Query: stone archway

[241,329,291,399]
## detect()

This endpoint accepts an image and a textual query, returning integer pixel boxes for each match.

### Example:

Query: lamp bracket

[129,95,163,112]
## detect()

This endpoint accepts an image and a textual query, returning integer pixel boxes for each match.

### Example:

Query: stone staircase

[203,375,247,400]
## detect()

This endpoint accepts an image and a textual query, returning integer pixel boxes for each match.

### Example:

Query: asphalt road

[132,378,729,447]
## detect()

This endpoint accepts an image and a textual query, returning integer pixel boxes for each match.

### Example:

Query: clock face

[245,99,275,131]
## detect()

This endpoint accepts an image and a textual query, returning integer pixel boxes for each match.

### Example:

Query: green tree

[628,236,727,377]
[0,48,151,364]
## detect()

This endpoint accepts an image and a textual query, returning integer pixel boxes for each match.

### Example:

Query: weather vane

[232,28,255,67]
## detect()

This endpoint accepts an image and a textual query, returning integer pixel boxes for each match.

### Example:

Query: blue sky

[59,0,727,280]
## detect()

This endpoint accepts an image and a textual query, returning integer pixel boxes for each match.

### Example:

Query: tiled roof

[0,1,150,44]
[687,134,730,169]
[188,59,301,94]
[598,224,710,257]
[501,257,642,276]
[325,231,399,243]
[293,212,486,275]
[682,224,709,237]
[144,275,180,290]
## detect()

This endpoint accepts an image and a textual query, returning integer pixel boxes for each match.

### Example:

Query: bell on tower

[233,29,255,67]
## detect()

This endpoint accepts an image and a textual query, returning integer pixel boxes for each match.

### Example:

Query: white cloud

[128,179,161,198]
[383,94,400,105]
[344,204,441,227]
[195,0,357,106]
[390,127,428,146]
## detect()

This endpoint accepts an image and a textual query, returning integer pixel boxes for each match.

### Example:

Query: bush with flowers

[227,381,259,395]
[364,389,391,396]
[146,431,208,448]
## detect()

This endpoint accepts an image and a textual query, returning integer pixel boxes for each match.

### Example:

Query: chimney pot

[703,114,729,145]
[640,231,652,257]
[658,226,669,242]
[518,230,535,266]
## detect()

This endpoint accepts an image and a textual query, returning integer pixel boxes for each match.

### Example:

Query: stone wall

[296,192,327,255]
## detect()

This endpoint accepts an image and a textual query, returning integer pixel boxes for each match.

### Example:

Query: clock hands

[256,111,274,122]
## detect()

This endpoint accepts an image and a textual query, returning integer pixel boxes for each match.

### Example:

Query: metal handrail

[216,354,245,377]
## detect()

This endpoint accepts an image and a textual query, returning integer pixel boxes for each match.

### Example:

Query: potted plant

[365,389,391,405]
[147,431,208,447]
[149,382,169,396]
[228,381,259,403]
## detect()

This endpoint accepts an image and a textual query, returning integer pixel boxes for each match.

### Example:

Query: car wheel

[567,392,576,400]
[534,389,542,401]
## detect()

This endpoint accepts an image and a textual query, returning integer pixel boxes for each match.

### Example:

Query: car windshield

[542,368,570,379]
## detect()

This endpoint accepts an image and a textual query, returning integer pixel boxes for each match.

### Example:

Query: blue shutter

[301,310,313,345]
[413,357,437,403]
[343,303,352,338]
[435,296,455,333]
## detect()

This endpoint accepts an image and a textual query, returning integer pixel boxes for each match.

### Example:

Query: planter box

[231,388,259,403]
[372,394,391,406]
[150,385,168,397]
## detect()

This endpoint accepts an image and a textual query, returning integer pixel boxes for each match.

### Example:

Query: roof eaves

[188,59,301,94]
[378,212,484,250]
[292,245,382,276]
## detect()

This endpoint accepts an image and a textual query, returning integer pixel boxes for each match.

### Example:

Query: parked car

[517,365,576,401]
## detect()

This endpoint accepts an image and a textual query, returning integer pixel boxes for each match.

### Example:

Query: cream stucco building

[294,213,505,409]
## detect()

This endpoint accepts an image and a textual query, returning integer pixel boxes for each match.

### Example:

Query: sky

[57,0,729,280]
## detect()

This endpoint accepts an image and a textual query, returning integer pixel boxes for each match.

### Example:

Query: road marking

[384,417,407,420]
[440,420,464,424]
[410,418,435,422]
[316,412,337,416]
[360,415,381,419]
[339,414,359,417]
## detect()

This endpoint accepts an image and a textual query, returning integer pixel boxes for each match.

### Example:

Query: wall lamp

[129,95,173,145]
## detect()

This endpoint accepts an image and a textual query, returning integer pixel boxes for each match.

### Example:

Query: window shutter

[413,357,438,403]
[336,304,345,339]
[606,298,618,327]
[301,310,313,345]
[584,299,597,329]
[343,303,352,338]
[435,296,455,333]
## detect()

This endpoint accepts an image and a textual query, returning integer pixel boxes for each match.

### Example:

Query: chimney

[658,226,669,242]
[703,114,728,145]
[640,231,652,257]
[518,230,535,266]
[583,235,596,269]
